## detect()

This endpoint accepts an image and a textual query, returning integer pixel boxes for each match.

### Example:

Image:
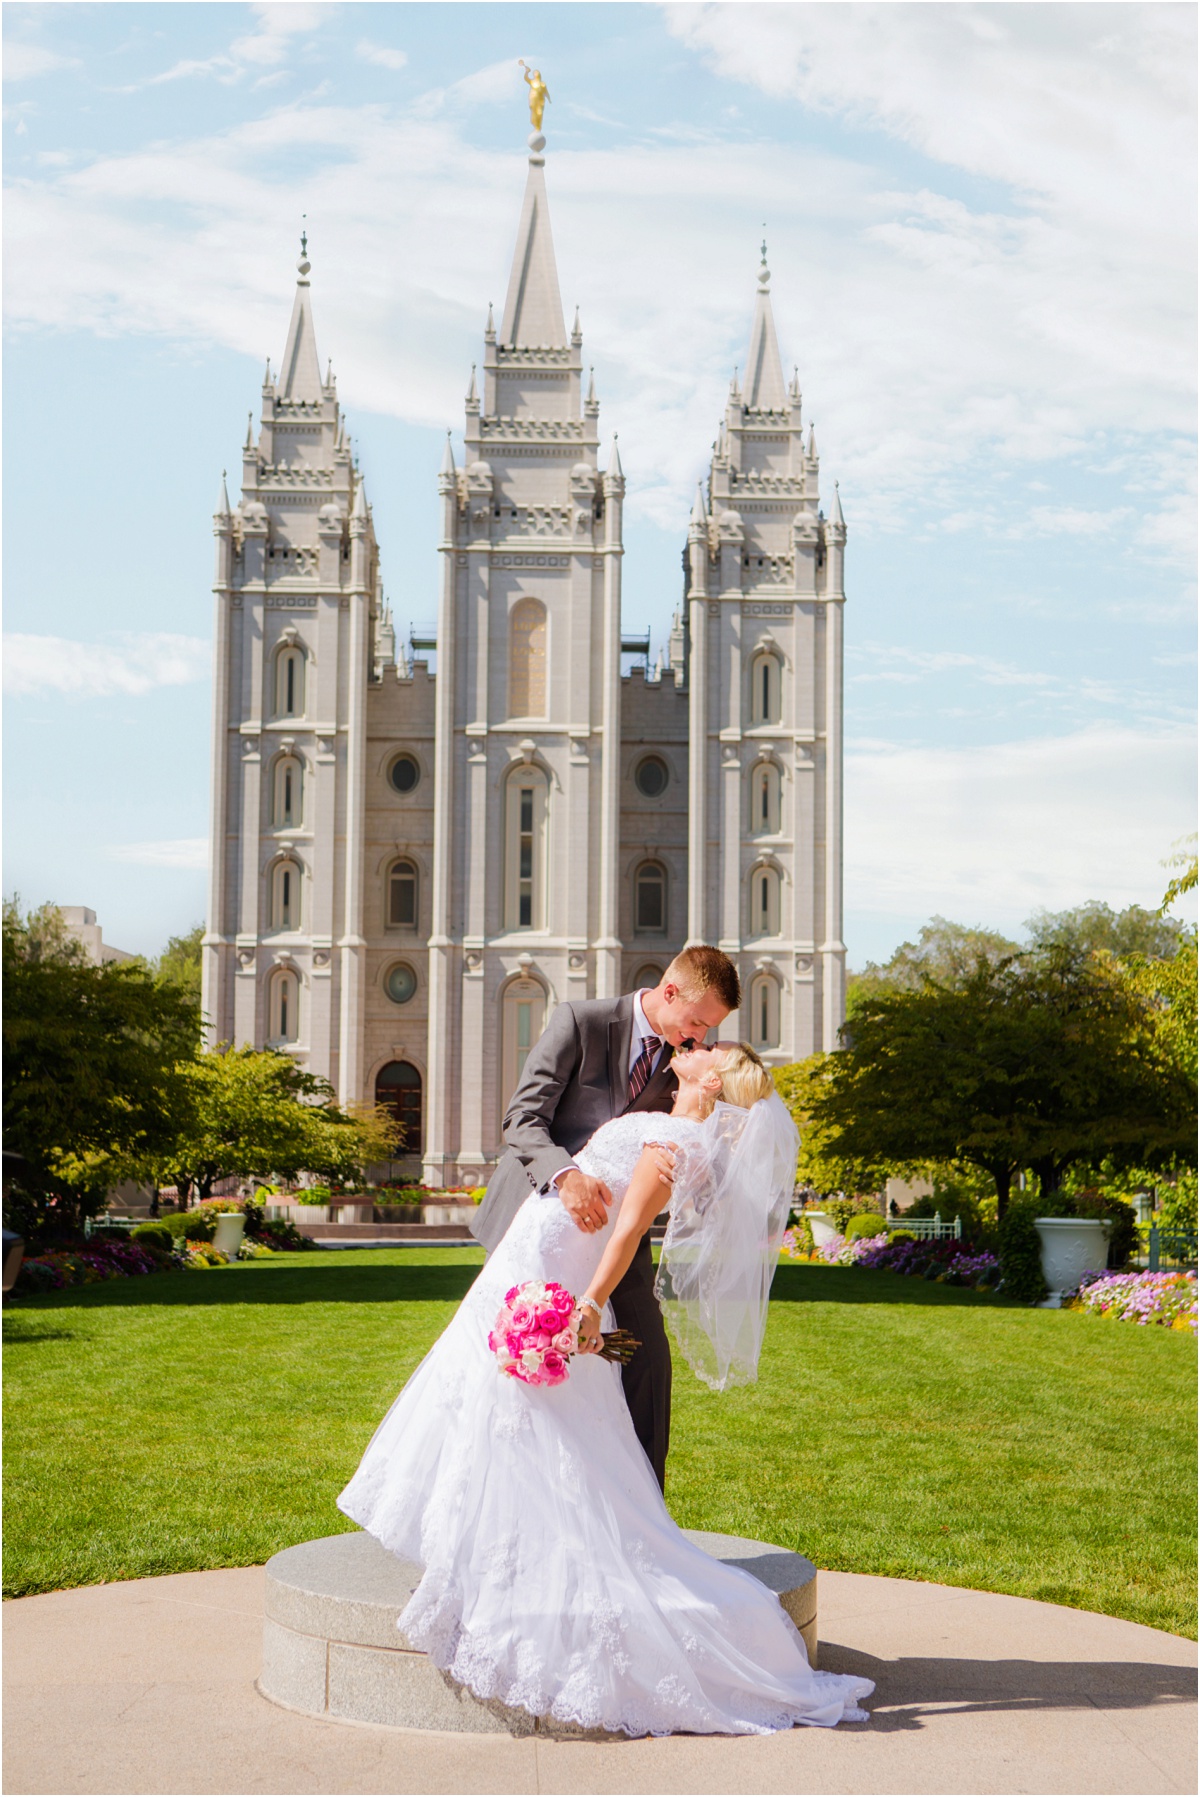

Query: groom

[472,946,741,1490]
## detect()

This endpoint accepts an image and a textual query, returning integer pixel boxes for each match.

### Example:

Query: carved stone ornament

[568,952,586,970]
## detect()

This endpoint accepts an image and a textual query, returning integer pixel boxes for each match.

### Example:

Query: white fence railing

[886,1213,963,1241]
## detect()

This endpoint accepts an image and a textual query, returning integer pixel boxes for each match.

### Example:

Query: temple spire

[744,242,786,410]
[279,234,323,401]
[499,145,567,349]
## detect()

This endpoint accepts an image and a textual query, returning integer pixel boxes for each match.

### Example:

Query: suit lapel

[609,994,635,1117]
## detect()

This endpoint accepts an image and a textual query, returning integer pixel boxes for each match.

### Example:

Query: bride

[338,1040,874,1736]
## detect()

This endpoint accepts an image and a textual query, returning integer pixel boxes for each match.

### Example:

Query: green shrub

[845,1211,887,1241]
[998,1201,1048,1305]
[888,1230,917,1245]
[1159,1172,1198,1233]
[823,1194,885,1232]
[130,1222,173,1252]
[259,1218,320,1252]
[181,1214,216,1243]
[296,1186,331,1206]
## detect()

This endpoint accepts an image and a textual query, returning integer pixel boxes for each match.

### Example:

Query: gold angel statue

[519,60,550,132]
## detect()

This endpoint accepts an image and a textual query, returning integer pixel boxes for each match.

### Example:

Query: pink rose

[504,1286,519,1305]
[510,1301,534,1331]
[541,1350,567,1382]
[536,1306,561,1332]
[553,1328,575,1354]
[552,1287,574,1315]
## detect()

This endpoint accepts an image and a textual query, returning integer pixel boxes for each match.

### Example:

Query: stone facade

[202,141,845,1182]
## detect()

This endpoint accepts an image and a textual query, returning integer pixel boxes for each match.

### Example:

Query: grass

[4,1250,1195,1637]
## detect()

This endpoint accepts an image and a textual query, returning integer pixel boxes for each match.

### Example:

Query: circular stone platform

[260,1529,818,1734]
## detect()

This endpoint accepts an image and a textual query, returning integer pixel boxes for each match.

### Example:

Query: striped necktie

[628,1035,661,1101]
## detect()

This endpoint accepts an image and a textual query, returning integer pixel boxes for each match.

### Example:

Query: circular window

[634,756,669,798]
[388,754,420,795]
[385,962,417,1005]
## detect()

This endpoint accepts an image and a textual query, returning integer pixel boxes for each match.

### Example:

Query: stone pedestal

[260,1529,818,1734]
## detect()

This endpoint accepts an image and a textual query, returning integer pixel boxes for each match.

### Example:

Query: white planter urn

[1034,1217,1111,1308]
[212,1214,246,1258]
[806,1212,842,1248]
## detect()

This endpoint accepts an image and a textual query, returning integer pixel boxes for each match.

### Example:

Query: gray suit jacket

[470,993,676,1254]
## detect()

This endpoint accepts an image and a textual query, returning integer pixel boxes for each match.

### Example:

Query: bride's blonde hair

[699,1041,773,1117]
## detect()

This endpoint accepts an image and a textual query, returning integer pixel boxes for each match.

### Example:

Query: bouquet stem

[591,1328,642,1365]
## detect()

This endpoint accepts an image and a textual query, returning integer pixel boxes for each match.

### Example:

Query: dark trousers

[610,1233,672,1492]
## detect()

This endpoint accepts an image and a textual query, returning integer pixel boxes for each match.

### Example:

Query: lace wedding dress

[338,1110,874,1735]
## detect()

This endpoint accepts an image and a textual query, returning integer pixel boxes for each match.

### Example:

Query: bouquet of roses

[488,1279,641,1386]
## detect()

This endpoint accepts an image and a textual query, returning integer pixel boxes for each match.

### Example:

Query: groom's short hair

[662,946,741,1012]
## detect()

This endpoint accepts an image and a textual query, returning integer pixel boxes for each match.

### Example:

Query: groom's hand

[557,1170,613,1234]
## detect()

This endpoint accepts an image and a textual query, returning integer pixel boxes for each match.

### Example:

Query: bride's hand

[577,1308,602,1354]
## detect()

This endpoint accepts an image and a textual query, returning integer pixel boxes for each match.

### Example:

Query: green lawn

[4,1250,1195,1637]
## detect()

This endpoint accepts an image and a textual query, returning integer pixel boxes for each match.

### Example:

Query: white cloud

[124,2,332,90]
[355,41,408,73]
[845,722,1198,925]
[4,633,209,698]
[107,838,209,870]
[3,43,79,81]
[1,22,1194,547]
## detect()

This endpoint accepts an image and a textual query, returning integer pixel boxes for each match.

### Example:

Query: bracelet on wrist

[580,1296,602,1320]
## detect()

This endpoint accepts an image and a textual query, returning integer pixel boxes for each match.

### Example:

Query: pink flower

[553,1328,575,1354]
[504,1286,519,1305]
[509,1301,534,1331]
[541,1351,567,1381]
[536,1305,561,1332]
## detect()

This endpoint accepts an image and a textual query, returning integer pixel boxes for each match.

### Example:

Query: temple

[202,134,846,1182]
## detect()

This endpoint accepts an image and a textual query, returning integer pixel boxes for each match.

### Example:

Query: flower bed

[782,1228,1001,1288]
[16,1239,162,1294]
[14,1231,276,1294]
[1068,1270,1197,1332]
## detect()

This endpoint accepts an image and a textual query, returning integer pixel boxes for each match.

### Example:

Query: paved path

[4,1564,1195,1795]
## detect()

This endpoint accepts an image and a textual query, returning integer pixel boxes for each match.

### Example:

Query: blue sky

[4,1,1196,961]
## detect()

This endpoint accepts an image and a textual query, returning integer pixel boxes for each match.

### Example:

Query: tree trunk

[993,1166,1012,1222]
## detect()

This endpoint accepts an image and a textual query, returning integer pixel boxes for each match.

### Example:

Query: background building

[202,134,845,1183]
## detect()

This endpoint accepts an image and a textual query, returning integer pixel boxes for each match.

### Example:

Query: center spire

[499,72,566,350]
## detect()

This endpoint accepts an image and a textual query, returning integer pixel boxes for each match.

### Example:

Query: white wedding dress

[338,1111,874,1735]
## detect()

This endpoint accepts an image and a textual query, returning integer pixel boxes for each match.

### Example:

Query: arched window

[387,859,418,930]
[749,974,781,1051]
[631,963,664,992]
[509,598,547,719]
[501,977,546,1115]
[751,761,781,835]
[275,645,306,719]
[749,863,781,937]
[269,967,299,1043]
[273,756,303,829]
[504,765,548,931]
[750,650,782,726]
[633,861,667,934]
[272,859,301,931]
[375,1061,422,1156]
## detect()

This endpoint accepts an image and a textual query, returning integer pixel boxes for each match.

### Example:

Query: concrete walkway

[4,1564,1195,1796]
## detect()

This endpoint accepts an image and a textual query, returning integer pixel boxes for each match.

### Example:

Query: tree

[1025,900,1182,963]
[773,1058,895,1195]
[848,917,1019,1012]
[146,1046,402,1200]
[3,898,199,1239]
[807,948,1193,1219]
[154,924,204,1010]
